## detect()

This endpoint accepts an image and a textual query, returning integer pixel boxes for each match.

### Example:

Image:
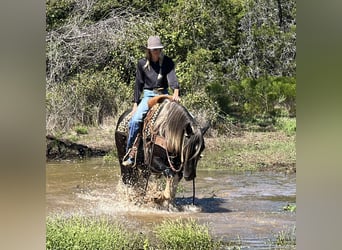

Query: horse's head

[152,100,210,181]
[181,122,209,181]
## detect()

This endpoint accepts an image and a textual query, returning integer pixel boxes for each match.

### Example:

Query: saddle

[147,95,173,109]
[144,95,171,152]
[122,95,177,173]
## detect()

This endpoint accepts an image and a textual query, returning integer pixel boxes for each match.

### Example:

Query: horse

[115,95,209,206]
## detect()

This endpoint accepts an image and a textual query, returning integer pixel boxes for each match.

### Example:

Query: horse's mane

[153,100,203,162]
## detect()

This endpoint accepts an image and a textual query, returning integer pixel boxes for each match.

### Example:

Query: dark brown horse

[115,96,209,205]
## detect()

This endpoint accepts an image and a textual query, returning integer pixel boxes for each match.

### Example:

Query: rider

[122,36,180,167]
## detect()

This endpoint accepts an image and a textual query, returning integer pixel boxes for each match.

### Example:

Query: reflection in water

[46,158,296,248]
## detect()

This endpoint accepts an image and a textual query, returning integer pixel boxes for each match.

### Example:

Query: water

[46,158,296,249]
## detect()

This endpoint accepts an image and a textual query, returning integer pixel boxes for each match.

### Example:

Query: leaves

[46,0,296,133]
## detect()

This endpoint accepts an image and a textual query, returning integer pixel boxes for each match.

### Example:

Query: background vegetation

[46,0,296,134]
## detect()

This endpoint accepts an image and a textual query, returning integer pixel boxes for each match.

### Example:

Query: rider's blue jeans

[126,89,168,152]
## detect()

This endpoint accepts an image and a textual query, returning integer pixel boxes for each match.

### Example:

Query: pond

[46,157,296,249]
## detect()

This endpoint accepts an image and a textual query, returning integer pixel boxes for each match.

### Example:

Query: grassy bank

[50,117,296,173]
[201,131,296,173]
[46,216,223,250]
[46,216,295,249]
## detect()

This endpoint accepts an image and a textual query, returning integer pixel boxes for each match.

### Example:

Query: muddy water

[46,158,296,249]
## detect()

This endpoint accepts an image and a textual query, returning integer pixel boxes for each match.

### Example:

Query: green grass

[273,226,296,248]
[46,216,222,250]
[275,117,296,136]
[75,125,88,135]
[46,216,144,250]
[154,218,222,250]
[103,149,118,163]
[199,131,296,172]
[283,203,296,212]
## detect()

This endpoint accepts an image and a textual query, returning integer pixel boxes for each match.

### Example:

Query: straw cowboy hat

[146,36,164,49]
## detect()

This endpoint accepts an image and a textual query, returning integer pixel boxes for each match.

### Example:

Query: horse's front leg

[170,173,180,200]
[163,176,173,201]
[163,174,180,201]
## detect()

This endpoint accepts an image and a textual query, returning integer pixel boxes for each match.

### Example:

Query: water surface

[46,158,296,248]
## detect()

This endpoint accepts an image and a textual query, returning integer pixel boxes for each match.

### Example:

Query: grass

[272,226,296,248]
[46,216,223,250]
[47,216,296,250]
[75,125,88,135]
[283,203,296,212]
[154,218,222,250]
[200,131,296,172]
[46,216,144,250]
[275,117,296,136]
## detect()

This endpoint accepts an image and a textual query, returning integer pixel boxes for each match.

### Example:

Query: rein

[153,134,183,173]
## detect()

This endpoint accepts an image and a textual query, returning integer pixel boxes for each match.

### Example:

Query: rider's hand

[172,89,180,102]
[172,95,180,102]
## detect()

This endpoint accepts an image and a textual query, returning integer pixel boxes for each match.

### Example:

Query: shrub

[228,76,296,121]
[275,117,296,135]
[46,68,132,133]
[46,0,75,31]
[74,125,88,135]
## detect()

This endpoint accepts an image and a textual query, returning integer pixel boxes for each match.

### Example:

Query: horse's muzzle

[183,172,196,181]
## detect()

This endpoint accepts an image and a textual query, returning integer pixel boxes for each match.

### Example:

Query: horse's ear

[201,121,210,135]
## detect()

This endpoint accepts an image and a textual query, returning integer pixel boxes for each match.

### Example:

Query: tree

[226,0,296,80]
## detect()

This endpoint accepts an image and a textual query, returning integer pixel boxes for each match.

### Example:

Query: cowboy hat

[146,36,164,49]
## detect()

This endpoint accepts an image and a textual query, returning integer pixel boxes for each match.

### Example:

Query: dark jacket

[133,55,179,103]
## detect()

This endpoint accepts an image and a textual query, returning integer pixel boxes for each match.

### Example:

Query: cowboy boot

[122,134,140,167]
[122,146,137,167]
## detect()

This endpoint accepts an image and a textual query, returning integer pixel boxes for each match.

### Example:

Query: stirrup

[122,147,137,167]
[122,157,134,167]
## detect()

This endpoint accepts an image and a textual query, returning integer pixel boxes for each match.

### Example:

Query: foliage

[74,125,88,135]
[46,0,296,133]
[283,203,296,212]
[228,76,296,120]
[103,150,118,163]
[155,218,222,250]
[275,117,296,135]
[46,68,132,132]
[46,0,75,31]
[227,0,296,80]
[274,227,296,247]
[46,3,155,87]
[46,216,144,250]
